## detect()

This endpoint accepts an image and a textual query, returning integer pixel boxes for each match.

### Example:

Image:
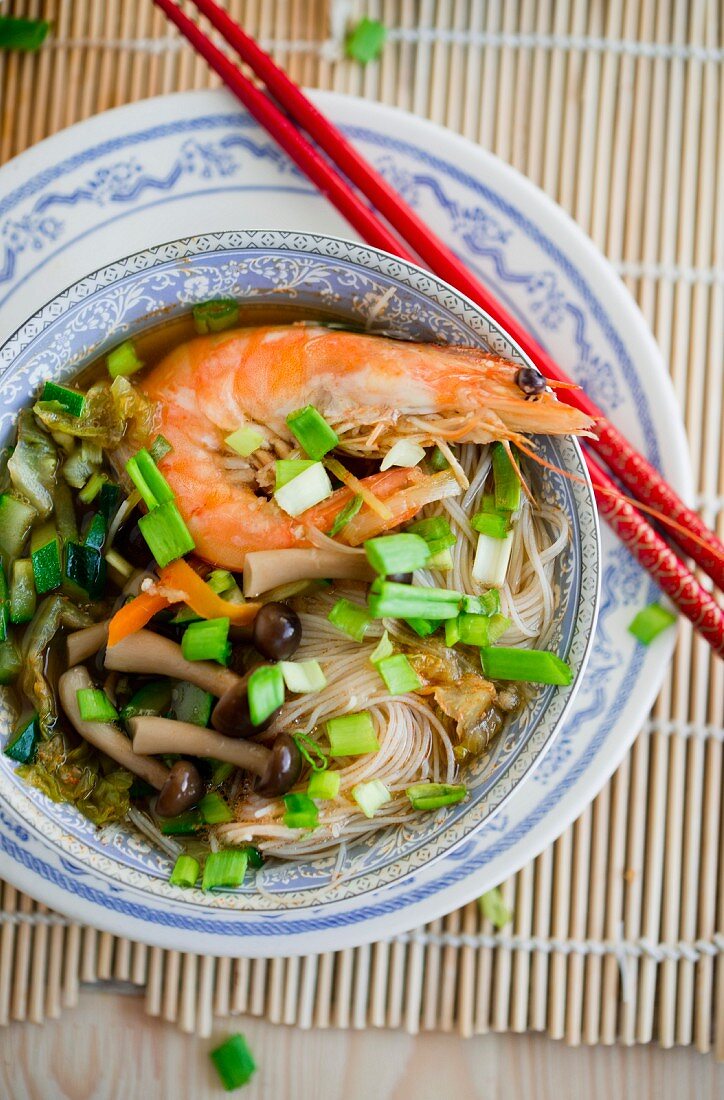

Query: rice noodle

[213,446,568,860]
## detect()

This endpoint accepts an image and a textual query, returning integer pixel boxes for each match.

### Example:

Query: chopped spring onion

[376,653,422,694]
[78,471,106,505]
[199,791,234,825]
[406,516,457,555]
[202,849,248,891]
[225,425,265,457]
[279,659,327,694]
[31,522,62,594]
[628,602,677,645]
[41,381,85,417]
[406,782,467,811]
[120,680,174,721]
[404,616,437,637]
[326,711,379,757]
[105,549,133,579]
[172,569,239,623]
[328,493,363,538]
[182,617,231,665]
[160,810,202,836]
[83,513,106,552]
[286,404,339,460]
[370,630,393,664]
[479,886,513,929]
[64,542,106,600]
[210,1033,257,1091]
[492,442,521,512]
[9,559,35,624]
[293,732,329,773]
[364,533,431,576]
[149,434,173,463]
[328,597,371,642]
[3,712,40,764]
[444,617,461,647]
[486,613,512,646]
[0,640,21,686]
[429,445,450,471]
[480,646,573,685]
[192,298,239,335]
[274,461,332,516]
[125,447,174,510]
[368,579,461,620]
[244,846,264,870]
[171,681,213,727]
[283,792,319,830]
[427,548,454,571]
[76,687,119,723]
[352,779,391,818]
[308,769,340,800]
[210,760,235,786]
[0,16,50,51]
[274,459,316,490]
[380,440,426,471]
[346,16,386,62]
[456,613,491,647]
[247,663,285,726]
[471,511,509,539]
[472,531,514,587]
[107,339,143,379]
[0,493,36,562]
[169,854,200,888]
[138,500,195,566]
[463,589,500,616]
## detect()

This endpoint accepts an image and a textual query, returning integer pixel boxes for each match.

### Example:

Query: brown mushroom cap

[255,732,302,797]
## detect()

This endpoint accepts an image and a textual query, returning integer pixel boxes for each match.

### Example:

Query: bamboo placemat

[1,0,723,1056]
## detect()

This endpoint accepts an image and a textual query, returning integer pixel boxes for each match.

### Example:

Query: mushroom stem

[66,621,109,666]
[243,548,376,598]
[104,630,238,696]
[58,666,169,790]
[128,716,271,775]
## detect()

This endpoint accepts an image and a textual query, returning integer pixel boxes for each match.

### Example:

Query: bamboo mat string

[1,0,723,1056]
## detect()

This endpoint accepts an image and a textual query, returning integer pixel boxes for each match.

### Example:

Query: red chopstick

[152,0,724,658]
[186,0,724,595]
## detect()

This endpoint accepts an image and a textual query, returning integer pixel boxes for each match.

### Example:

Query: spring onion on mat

[169,854,200,888]
[202,850,248,891]
[352,779,391,818]
[247,664,285,726]
[210,1033,257,1091]
[346,16,386,63]
[376,653,422,694]
[406,782,467,810]
[225,425,265,457]
[182,618,231,665]
[286,404,339,460]
[308,769,340,800]
[192,298,239,335]
[480,647,573,685]
[106,339,143,379]
[283,792,319,830]
[76,688,119,723]
[328,597,371,642]
[628,602,677,644]
[364,533,431,575]
[326,712,379,757]
[0,15,50,52]
[479,886,513,929]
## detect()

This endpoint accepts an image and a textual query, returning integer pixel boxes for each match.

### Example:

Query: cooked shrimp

[134,325,592,569]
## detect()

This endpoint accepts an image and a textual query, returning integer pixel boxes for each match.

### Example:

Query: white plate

[0,91,689,955]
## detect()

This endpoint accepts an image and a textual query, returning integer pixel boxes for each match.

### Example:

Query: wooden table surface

[1,987,722,1099]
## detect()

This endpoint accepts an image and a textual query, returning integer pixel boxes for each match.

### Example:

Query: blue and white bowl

[0,231,599,946]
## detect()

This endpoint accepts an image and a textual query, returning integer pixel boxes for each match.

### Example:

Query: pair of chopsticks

[153,0,724,659]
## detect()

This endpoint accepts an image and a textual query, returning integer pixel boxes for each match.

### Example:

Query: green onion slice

[376,653,422,694]
[192,298,239,335]
[293,732,329,773]
[328,494,363,538]
[369,630,394,664]
[0,15,50,51]
[279,659,327,694]
[326,711,379,757]
[181,617,231,665]
[76,688,119,723]
[352,779,391,818]
[492,442,521,512]
[406,782,467,811]
[480,646,573,685]
[247,664,285,726]
[169,854,200,889]
[364,532,431,576]
[286,404,339,460]
[138,500,195,567]
[283,792,319,830]
[274,461,332,516]
[328,597,371,642]
[125,447,174,511]
[202,850,248,891]
[471,511,509,539]
[368,579,461,621]
[307,769,340,800]
[198,791,234,825]
[107,339,143,379]
[225,425,265,457]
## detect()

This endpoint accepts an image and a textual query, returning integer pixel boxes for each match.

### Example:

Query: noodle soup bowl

[0,231,600,951]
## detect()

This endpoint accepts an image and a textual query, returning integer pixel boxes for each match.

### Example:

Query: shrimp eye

[515,367,547,395]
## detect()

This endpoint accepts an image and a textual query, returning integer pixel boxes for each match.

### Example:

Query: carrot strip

[160,559,261,624]
[107,592,170,648]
